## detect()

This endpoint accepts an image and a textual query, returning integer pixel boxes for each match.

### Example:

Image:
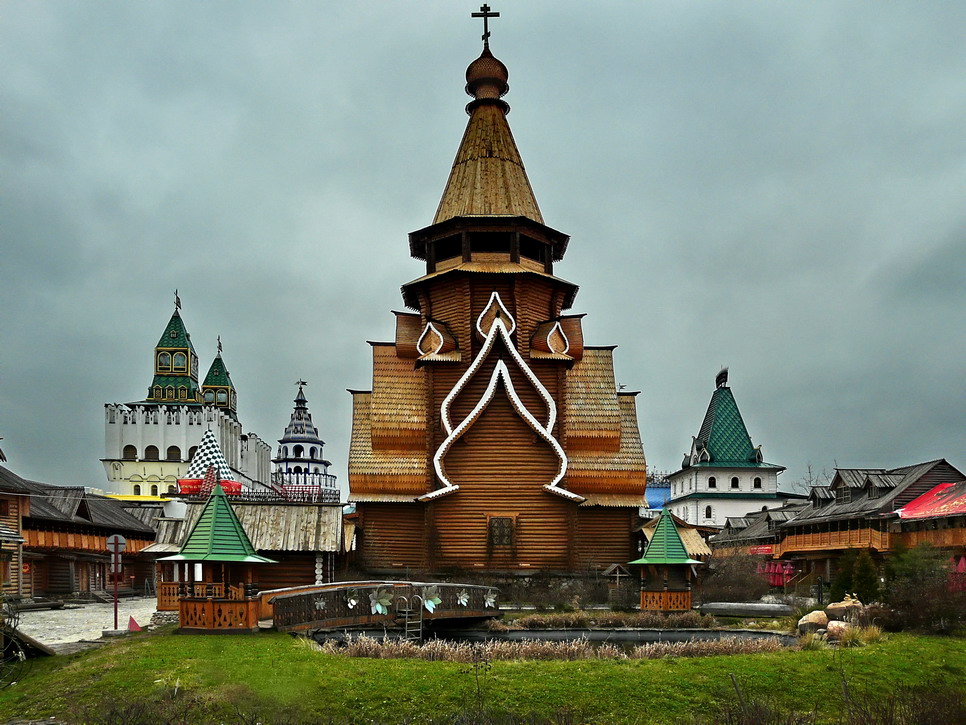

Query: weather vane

[296,379,308,388]
[174,289,181,310]
[217,335,223,354]
[472,4,499,48]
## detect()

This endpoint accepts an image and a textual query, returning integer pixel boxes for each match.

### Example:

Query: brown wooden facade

[348,43,647,574]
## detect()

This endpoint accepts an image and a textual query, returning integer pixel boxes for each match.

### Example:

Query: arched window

[167,485,177,494]
[282,446,288,458]
[188,446,198,460]
[157,352,171,371]
[704,506,713,520]
[731,477,739,489]
[216,390,227,404]
[754,477,762,489]
[122,445,137,460]
[133,484,141,495]
[144,445,159,461]
[166,446,181,461]
[293,465,303,473]
[708,476,717,489]
[173,352,187,371]
[165,386,175,399]
[293,445,304,458]
[204,390,215,403]
[313,467,320,474]
[310,446,317,459]
[150,485,159,496]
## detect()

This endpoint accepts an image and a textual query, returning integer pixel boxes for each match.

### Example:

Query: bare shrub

[507,610,716,630]
[840,682,966,724]
[698,554,770,603]
[629,636,784,659]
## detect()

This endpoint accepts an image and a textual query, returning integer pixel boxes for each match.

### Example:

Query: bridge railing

[271,581,499,632]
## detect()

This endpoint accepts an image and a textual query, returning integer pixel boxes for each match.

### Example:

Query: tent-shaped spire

[185,430,234,480]
[432,45,543,225]
[201,344,237,419]
[629,508,702,566]
[159,483,274,563]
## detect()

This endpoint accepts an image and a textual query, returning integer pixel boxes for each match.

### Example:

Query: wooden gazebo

[158,482,275,632]
[628,508,703,612]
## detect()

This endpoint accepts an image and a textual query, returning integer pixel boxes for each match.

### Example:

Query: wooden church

[348,8,648,574]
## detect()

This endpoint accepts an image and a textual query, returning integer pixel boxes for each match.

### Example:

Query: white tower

[272,381,338,502]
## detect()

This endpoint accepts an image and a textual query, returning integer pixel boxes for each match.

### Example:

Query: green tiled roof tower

[160,482,275,563]
[629,508,702,566]
[143,302,202,405]
[202,342,237,419]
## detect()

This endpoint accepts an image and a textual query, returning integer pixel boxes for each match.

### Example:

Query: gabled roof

[629,509,702,566]
[14,474,155,534]
[0,465,31,493]
[897,480,966,520]
[159,483,274,563]
[202,353,234,389]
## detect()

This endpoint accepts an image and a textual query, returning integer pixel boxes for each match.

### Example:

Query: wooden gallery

[347,36,648,574]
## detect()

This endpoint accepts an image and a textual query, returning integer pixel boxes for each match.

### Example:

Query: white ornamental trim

[416,322,445,356]
[433,359,568,489]
[476,291,516,337]
[546,321,570,355]
[440,315,556,436]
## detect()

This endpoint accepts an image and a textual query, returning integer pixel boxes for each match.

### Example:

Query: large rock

[825,620,853,640]
[825,594,862,622]
[797,609,829,635]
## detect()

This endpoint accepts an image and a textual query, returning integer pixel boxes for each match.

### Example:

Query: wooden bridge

[268,581,500,635]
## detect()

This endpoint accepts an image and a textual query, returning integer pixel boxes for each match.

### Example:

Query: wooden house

[628,508,702,611]
[0,466,28,598]
[348,22,647,574]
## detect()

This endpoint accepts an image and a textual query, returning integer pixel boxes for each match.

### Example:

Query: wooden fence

[775,527,891,557]
[639,590,691,612]
[178,597,259,632]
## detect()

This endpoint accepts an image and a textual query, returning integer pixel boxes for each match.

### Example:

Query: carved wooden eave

[400,263,578,311]
[530,320,573,361]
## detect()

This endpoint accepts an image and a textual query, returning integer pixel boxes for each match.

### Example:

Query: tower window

[157,352,171,371]
[144,446,159,461]
[204,390,215,403]
[519,236,546,263]
[470,231,511,254]
[434,235,462,262]
[310,446,317,459]
[173,352,187,371]
[122,445,137,460]
[166,446,181,461]
[178,387,187,400]
[293,445,304,458]
[731,477,740,489]
[282,446,288,458]
[166,386,175,399]
[216,390,227,404]
[704,506,713,520]
[167,485,177,494]
[133,484,141,495]
[150,485,159,496]
[154,386,162,399]
[708,476,717,489]
[188,446,198,460]
[754,477,762,489]
[293,465,303,474]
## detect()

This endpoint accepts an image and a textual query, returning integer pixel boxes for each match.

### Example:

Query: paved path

[15,598,159,646]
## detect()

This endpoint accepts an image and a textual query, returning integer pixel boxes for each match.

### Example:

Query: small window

[434,234,462,261]
[835,487,852,504]
[519,236,546,263]
[868,487,880,500]
[144,446,159,461]
[708,476,717,489]
[133,484,141,495]
[204,390,215,403]
[753,477,762,489]
[165,386,175,399]
[731,477,740,489]
[188,446,198,460]
[704,506,713,520]
[310,446,317,459]
[293,465,303,473]
[173,352,187,371]
[282,446,288,458]
[178,387,187,400]
[150,485,159,496]
[216,390,227,404]
[154,386,162,399]
[469,231,511,254]
[167,485,177,494]
[488,517,515,547]
[293,445,304,458]
[157,352,171,371]
[166,446,181,461]
[122,445,137,460]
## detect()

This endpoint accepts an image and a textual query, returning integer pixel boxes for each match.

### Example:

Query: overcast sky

[2,1,964,494]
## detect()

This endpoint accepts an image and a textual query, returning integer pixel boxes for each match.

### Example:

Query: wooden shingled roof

[564,347,622,442]
[569,394,647,480]
[433,102,543,225]
[347,391,426,491]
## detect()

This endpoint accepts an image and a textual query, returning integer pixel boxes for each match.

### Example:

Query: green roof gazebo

[628,508,703,612]
[159,481,275,632]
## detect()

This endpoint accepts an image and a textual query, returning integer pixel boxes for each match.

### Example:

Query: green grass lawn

[1,629,963,724]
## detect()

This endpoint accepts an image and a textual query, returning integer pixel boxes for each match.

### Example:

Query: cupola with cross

[201,337,237,419]
[146,292,201,404]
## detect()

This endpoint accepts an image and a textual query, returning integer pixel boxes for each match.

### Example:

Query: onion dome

[465,47,509,105]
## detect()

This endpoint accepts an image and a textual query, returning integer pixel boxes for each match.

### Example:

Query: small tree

[830,548,858,602]
[883,543,966,634]
[851,549,879,604]
[698,554,769,603]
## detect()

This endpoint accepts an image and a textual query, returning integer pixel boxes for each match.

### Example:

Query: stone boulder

[826,620,853,640]
[797,609,829,635]
[825,594,862,622]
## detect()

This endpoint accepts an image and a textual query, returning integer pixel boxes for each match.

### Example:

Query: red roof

[897,481,966,520]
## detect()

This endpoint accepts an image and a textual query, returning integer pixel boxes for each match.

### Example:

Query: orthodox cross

[174,289,182,310]
[472,4,499,47]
